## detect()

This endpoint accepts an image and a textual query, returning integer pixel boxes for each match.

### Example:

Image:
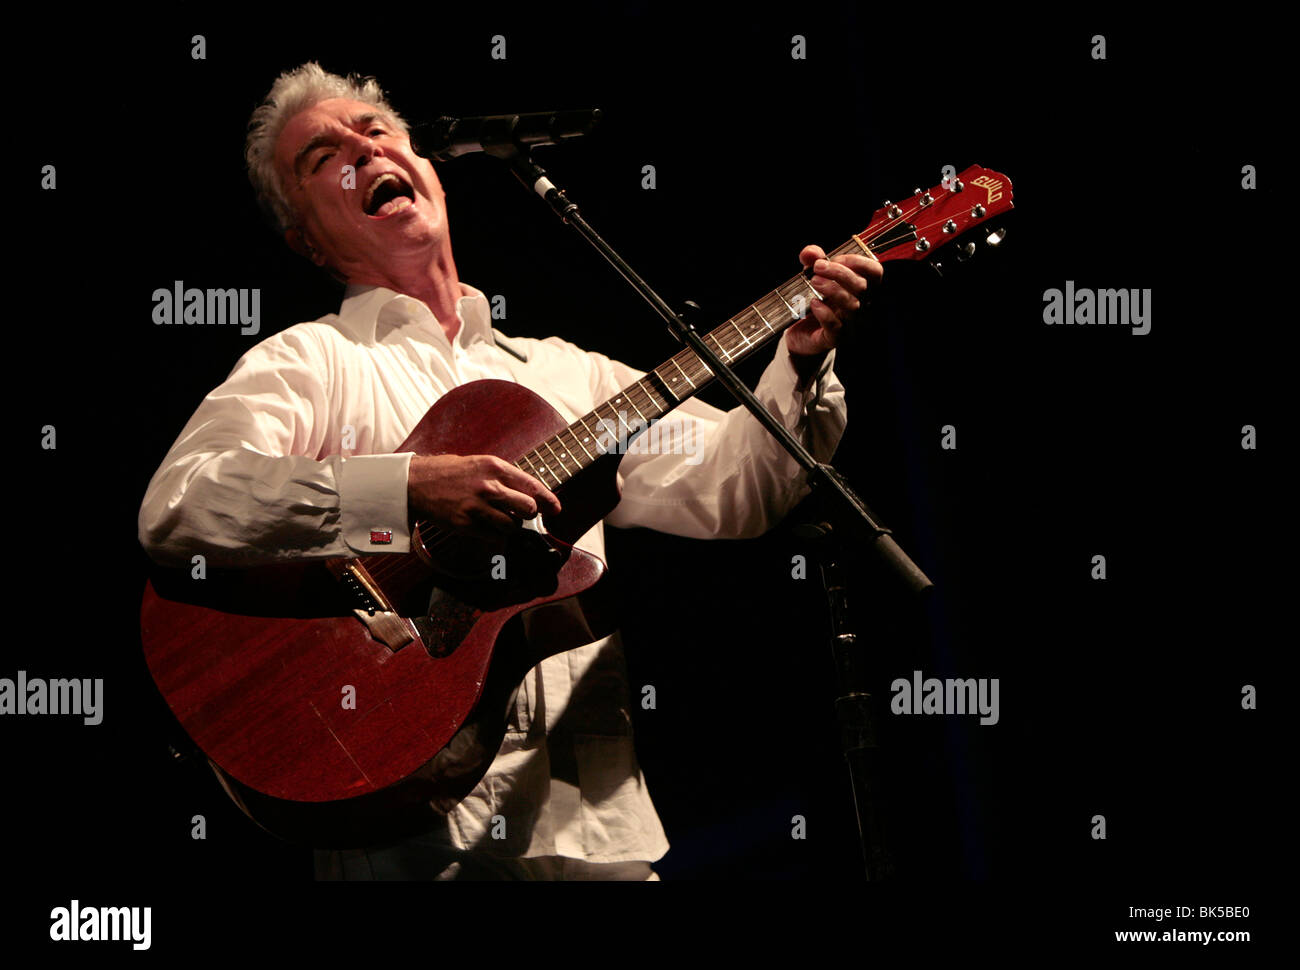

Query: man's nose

[347,134,385,168]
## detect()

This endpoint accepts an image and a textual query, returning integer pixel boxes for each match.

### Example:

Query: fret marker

[668,358,696,391]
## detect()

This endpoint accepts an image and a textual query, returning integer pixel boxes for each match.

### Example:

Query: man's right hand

[407,454,562,539]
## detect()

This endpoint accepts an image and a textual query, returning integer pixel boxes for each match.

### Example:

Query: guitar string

[359,184,1004,588]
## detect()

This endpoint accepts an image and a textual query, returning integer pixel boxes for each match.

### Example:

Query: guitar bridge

[326,559,420,653]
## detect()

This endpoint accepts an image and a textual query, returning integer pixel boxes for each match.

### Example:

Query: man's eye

[368,128,386,137]
[312,152,334,173]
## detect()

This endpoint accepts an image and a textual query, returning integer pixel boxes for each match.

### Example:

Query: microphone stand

[465,137,933,880]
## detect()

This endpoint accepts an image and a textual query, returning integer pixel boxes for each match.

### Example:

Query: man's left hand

[784,245,882,367]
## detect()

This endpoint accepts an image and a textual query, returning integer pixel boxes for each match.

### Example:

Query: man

[138,62,881,880]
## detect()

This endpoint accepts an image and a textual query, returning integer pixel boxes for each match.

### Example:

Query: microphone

[410,109,601,161]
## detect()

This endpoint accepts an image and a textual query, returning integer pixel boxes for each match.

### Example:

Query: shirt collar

[336,282,494,348]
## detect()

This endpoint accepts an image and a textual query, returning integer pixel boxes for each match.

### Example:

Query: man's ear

[284,227,326,266]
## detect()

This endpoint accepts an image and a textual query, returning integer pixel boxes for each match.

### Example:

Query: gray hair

[245,62,409,235]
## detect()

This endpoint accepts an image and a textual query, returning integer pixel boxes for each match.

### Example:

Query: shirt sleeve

[589,336,847,539]
[137,326,414,568]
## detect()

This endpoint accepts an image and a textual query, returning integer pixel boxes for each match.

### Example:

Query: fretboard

[516,237,864,489]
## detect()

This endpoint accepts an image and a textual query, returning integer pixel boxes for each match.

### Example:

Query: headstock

[857,164,1014,267]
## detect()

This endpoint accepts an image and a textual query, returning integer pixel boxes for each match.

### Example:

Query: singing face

[273,98,451,280]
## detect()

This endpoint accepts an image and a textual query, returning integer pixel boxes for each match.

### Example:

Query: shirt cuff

[768,337,837,421]
[337,452,415,555]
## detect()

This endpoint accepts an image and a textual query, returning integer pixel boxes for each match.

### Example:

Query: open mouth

[363,172,416,218]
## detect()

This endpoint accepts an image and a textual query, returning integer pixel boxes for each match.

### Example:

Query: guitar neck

[511,161,1017,490]
[514,236,869,490]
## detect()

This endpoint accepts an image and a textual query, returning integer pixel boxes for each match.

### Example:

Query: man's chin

[357,222,445,261]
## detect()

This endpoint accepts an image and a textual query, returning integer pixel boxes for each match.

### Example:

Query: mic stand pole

[794,517,899,880]
[498,146,933,879]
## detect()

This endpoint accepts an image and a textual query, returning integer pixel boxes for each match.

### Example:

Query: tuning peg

[956,241,976,262]
[930,262,944,278]
[985,226,1008,247]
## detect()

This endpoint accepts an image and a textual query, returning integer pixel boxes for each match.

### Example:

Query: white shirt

[139,282,846,864]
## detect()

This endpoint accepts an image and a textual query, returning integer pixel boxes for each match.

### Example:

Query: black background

[11,6,1279,954]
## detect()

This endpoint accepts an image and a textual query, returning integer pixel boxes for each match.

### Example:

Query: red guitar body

[141,380,622,847]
